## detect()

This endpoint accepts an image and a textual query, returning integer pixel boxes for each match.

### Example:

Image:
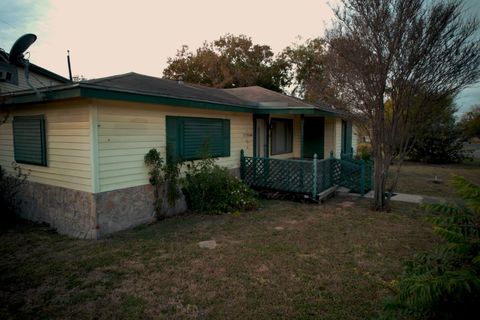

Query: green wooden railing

[240,150,372,199]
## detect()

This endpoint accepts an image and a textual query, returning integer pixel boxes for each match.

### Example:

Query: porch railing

[240,150,372,199]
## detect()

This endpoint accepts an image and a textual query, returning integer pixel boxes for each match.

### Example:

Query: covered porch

[252,114,354,161]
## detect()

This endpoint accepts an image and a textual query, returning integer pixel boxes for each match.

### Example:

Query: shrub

[0,163,29,223]
[182,157,257,214]
[382,176,480,319]
[144,148,182,218]
[355,143,372,161]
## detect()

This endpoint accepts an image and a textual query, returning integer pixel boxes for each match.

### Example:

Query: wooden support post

[240,149,245,180]
[312,153,318,199]
[360,159,365,196]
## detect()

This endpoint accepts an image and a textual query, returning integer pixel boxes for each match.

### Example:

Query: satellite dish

[9,33,37,64]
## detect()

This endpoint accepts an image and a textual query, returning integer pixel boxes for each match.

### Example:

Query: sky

[1,0,479,115]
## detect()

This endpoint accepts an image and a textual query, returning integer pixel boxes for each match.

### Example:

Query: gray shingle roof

[83,72,249,106]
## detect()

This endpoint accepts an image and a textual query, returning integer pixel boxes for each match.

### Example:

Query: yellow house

[1,72,357,238]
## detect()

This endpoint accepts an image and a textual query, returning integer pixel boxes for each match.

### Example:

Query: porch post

[312,153,318,199]
[300,115,304,160]
[240,149,245,180]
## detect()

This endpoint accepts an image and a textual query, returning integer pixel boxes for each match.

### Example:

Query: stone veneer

[17,182,187,239]
[95,184,157,238]
[18,181,97,239]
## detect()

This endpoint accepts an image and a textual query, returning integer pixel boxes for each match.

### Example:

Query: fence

[240,150,372,199]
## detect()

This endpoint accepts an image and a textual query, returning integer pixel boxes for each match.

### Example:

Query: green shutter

[222,119,230,157]
[12,115,47,166]
[165,116,230,160]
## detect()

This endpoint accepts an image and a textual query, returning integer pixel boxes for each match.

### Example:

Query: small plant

[0,162,29,224]
[182,156,257,214]
[144,148,182,218]
[355,143,372,161]
[381,176,480,319]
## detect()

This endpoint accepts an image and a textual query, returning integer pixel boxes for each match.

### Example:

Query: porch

[240,150,372,200]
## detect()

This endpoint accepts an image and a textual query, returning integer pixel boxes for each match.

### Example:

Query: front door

[255,118,268,157]
[303,117,324,159]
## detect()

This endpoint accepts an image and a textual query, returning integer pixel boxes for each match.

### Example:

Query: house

[0,72,359,239]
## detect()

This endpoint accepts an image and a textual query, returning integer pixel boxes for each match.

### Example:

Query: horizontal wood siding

[0,101,92,192]
[96,99,253,192]
[0,66,63,93]
[352,124,359,155]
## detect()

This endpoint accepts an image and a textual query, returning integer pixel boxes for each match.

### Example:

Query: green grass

[0,198,439,319]
[390,159,480,198]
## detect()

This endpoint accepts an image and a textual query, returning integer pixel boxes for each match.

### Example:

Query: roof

[223,86,341,114]
[2,72,343,116]
[83,73,247,106]
[0,50,70,84]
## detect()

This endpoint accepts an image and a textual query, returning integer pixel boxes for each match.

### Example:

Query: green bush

[182,157,257,214]
[144,148,182,218]
[0,163,29,224]
[382,176,480,319]
[355,143,372,161]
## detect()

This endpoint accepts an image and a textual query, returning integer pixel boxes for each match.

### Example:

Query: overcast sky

[1,0,479,115]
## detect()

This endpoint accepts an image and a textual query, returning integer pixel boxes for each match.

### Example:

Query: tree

[408,96,467,163]
[163,34,291,92]
[326,0,480,210]
[280,38,337,103]
[460,104,480,139]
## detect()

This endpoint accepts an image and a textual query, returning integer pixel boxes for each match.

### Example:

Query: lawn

[391,159,480,199]
[1,199,438,320]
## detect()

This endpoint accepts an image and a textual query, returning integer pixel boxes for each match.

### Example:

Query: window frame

[166,116,231,161]
[12,115,47,166]
[270,118,293,155]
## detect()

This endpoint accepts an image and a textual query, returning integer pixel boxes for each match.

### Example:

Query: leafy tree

[382,176,480,319]
[280,38,337,103]
[163,34,291,92]
[408,100,467,163]
[326,0,480,210]
[460,105,480,139]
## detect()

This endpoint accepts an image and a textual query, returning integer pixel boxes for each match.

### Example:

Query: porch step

[317,185,338,203]
[336,187,351,196]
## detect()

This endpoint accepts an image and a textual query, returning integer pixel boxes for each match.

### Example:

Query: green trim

[5,85,342,117]
[300,115,304,160]
[81,87,255,113]
[90,105,100,193]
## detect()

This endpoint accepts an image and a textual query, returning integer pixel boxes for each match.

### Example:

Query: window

[166,116,230,160]
[0,62,19,85]
[12,115,47,166]
[271,118,293,155]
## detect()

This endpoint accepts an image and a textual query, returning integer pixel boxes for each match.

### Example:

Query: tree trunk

[373,157,386,211]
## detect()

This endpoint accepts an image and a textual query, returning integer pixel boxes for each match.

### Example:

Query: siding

[0,101,92,192]
[352,124,359,155]
[95,100,253,193]
[334,118,342,158]
[0,66,63,93]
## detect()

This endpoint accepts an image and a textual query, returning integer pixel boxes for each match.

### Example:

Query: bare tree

[326,0,480,210]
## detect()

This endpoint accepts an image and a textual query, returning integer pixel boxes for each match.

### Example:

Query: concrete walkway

[361,190,444,204]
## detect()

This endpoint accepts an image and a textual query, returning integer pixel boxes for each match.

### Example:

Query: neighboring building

[0,50,70,94]
[0,72,356,239]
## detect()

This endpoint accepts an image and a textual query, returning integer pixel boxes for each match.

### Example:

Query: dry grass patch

[1,199,439,319]
[391,160,480,198]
